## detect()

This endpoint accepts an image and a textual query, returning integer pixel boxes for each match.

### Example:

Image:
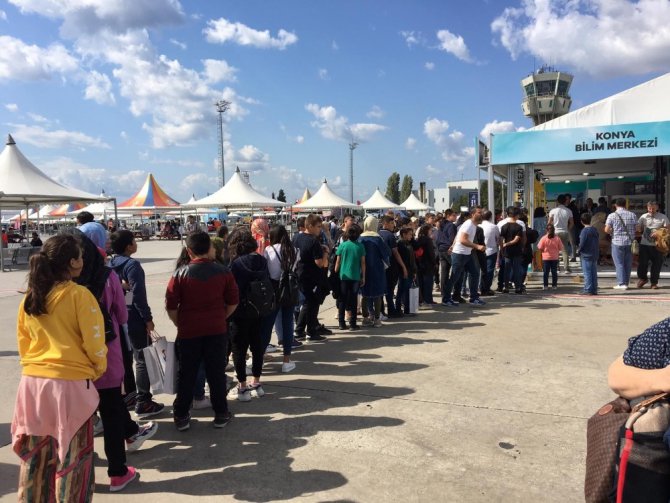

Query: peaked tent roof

[400,193,431,211]
[532,71,670,131]
[118,173,180,209]
[294,179,358,209]
[49,203,85,217]
[0,135,108,208]
[298,188,312,204]
[361,188,403,210]
[186,169,286,208]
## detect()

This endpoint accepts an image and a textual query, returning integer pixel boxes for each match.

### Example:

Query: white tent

[532,71,670,132]
[361,188,403,210]
[168,195,217,215]
[400,193,431,211]
[293,179,358,209]
[186,168,286,208]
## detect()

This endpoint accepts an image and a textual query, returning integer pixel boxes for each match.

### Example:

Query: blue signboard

[491,120,670,165]
[468,191,478,208]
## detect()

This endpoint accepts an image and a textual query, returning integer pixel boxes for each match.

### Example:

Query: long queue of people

[8,204,608,500]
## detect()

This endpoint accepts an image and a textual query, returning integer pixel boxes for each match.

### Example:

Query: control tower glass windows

[557,80,570,96]
[535,80,555,96]
[524,83,536,96]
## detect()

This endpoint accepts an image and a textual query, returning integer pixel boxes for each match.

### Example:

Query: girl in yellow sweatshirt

[11,234,107,502]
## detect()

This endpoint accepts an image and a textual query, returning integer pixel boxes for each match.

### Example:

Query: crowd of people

[8,197,670,499]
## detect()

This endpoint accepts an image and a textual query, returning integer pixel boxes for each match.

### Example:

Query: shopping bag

[142,336,178,395]
[409,283,419,314]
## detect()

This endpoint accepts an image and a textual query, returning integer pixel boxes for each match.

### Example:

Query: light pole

[348,140,358,203]
[215,100,231,187]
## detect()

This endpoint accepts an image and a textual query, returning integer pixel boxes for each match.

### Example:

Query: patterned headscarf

[251,218,270,253]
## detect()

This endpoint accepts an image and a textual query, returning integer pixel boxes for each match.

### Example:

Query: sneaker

[317,325,333,335]
[551,285,558,290]
[349,325,360,331]
[469,298,486,306]
[93,414,104,437]
[191,396,212,410]
[379,313,388,321]
[542,286,548,290]
[338,322,348,330]
[234,386,251,402]
[123,392,137,411]
[294,331,306,340]
[126,421,158,451]
[282,361,296,373]
[110,466,138,492]
[213,411,233,429]
[291,339,303,348]
[637,279,648,288]
[249,383,265,398]
[480,290,495,297]
[441,300,459,307]
[265,343,278,353]
[135,400,164,419]
[514,289,524,295]
[373,318,383,328]
[306,333,327,342]
[453,296,466,304]
[569,257,577,263]
[613,284,627,290]
[174,414,191,432]
[361,318,374,327]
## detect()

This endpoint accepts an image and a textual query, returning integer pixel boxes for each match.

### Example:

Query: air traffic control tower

[521,66,573,126]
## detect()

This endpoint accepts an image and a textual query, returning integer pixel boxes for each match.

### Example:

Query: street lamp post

[215,100,231,187]
[348,140,358,203]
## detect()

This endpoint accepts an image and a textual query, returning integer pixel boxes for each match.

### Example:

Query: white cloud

[9,123,109,149]
[84,70,115,105]
[436,29,472,62]
[405,137,417,150]
[5,103,18,112]
[8,0,184,37]
[202,59,237,83]
[204,18,298,50]
[170,38,186,50]
[0,35,78,81]
[423,117,473,168]
[120,131,128,140]
[425,164,442,175]
[479,120,524,141]
[234,144,270,173]
[294,135,304,144]
[491,0,670,77]
[0,10,7,20]
[306,103,387,142]
[331,40,339,51]
[181,172,217,195]
[366,105,385,119]
[400,30,423,47]
[425,61,435,70]
[27,113,49,123]
[318,68,330,80]
[271,165,305,186]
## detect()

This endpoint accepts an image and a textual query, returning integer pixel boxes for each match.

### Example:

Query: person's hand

[146,320,155,334]
[360,278,365,287]
[477,244,486,252]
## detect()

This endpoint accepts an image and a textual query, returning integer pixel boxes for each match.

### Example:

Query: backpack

[242,275,275,318]
[98,268,116,343]
[277,267,299,307]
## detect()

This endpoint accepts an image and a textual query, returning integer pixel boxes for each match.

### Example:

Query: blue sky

[1,0,669,204]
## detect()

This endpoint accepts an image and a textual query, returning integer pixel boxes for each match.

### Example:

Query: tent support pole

[488,163,495,218]
[113,198,118,229]
[0,207,4,272]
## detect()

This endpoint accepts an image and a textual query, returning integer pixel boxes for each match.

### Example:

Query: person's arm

[604,215,613,235]
[127,261,154,332]
[167,309,178,326]
[334,255,341,274]
[165,275,180,327]
[77,289,108,379]
[458,226,485,252]
[636,216,644,234]
[224,273,240,318]
[568,216,574,230]
[502,234,521,248]
[608,356,670,399]
[392,248,408,278]
[360,255,366,286]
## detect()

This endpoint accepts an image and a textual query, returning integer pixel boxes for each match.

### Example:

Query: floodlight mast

[215,100,231,187]
[348,140,358,203]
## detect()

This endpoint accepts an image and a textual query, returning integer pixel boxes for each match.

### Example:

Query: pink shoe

[110,466,138,492]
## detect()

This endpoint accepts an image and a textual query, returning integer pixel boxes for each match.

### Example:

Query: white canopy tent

[186,168,286,209]
[0,134,111,271]
[293,179,359,209]
[168,195,217,216]
[361,188,403,210]
[400,193,432,212]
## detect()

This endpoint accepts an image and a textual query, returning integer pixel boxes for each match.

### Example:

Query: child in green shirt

[335,225,366,330]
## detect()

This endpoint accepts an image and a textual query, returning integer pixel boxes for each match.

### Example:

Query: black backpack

[277,267,299,307]
[242,275,275,318]
[98,268,117,343]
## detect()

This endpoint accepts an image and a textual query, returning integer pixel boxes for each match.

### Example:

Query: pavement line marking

[271,383,589,420]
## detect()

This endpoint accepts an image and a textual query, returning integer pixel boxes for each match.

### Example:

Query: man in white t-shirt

[479,210,500,296]
[636,200,669,289]
[548,194,574,273]
[441,210,486,306]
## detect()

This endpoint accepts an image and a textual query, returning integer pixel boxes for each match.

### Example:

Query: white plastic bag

[409,284,419,314]
[142,336,178,395]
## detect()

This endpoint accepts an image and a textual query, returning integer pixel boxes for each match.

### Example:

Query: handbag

[408,281,419,314]
[142,334,178,395]
[615,212,639,255]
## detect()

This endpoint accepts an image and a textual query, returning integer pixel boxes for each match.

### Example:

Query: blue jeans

[444,252,480,302]
[395,277,412,313]
[503,255,523,291]
[611,244,632,286]
[543,260,558,287]
[480,254,497,293]
[263,306,294,356]
[581,257,598,294]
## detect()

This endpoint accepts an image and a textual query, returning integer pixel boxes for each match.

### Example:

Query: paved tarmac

[0,239,667,502]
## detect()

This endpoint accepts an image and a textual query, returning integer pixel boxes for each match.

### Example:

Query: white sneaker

[265,344,278,354]
[249,384,265,398]
[126,422,158,452]
[282,361,296,373]
[232,386,251,402]
[191,396,211,410]
[613,284,627,290]
[93,414,104,436]
[379,313,388,321]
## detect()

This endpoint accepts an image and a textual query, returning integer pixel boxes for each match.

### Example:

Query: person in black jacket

[416,224,437,305]
[436,209,457,304]
[396,227,417,315]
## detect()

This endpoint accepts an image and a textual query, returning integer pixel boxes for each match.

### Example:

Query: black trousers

[637,244,664,285]
[230,318,264,382]
[173,334,230,419]
[98,387,138,477]
[120,331,136,397]
[339,280,359,326]
[439,251,451,299]
[295,284,321,335]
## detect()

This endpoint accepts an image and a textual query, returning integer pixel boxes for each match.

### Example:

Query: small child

[334,224,366,330]
[396,227,417,315]
[537,223,563,290]
[578,213,599,295]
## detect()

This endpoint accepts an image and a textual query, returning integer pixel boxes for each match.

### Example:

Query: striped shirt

[605,208,637,246]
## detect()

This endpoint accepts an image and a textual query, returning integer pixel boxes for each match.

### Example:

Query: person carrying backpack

[228,227,274,402]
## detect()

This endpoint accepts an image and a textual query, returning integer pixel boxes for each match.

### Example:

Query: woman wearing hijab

[359,216,391,328]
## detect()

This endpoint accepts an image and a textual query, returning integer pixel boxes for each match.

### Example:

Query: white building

[430,180,479,213]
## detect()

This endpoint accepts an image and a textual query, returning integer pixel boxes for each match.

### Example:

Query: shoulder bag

[615,212,639,255]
